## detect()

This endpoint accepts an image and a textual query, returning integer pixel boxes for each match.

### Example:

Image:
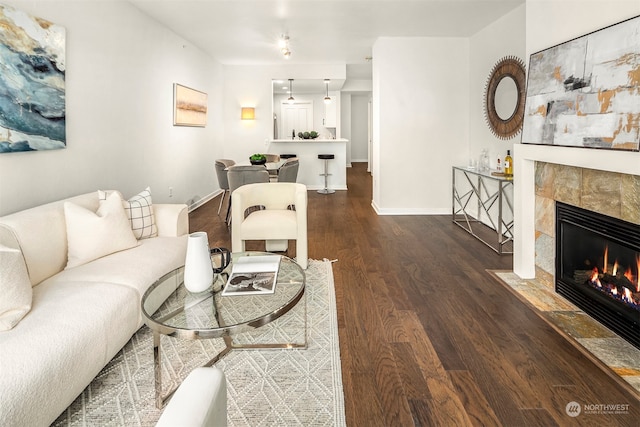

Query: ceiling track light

[280,34,291,59]
[324,79,331,104]
[287,79,295,104]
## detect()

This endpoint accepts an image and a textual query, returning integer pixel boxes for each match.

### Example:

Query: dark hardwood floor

[190,163,639,426]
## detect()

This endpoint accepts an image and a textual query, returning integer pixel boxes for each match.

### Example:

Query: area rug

[53,259,345,426]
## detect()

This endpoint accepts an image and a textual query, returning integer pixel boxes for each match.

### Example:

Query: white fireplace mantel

[513,143,640,279]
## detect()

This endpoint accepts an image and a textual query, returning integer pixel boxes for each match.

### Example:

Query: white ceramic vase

[184,231,213,293]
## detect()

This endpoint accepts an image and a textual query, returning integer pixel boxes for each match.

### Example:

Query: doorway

[280,101,313,139]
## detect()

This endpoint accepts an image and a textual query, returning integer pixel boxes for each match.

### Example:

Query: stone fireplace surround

[513,143,640,280]
[505,143,640,392]
[533,162,639,278]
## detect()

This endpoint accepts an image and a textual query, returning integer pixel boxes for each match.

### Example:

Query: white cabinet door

[323,96,337,128]
[281,101,313,138]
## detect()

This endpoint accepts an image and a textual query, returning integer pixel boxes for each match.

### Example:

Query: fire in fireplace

[582,247,640,311]
[556,202,640,349]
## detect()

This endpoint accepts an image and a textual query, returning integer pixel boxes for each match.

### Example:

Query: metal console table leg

[452,166,514,254]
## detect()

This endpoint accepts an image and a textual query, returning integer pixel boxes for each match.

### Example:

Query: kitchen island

[268,138,347,191]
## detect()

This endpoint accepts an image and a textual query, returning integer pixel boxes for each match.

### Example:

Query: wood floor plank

[194,162,640,427]
[448,370,503,427]
[347,372,386,427]
[399,310,473,426]
[518,408,560,427]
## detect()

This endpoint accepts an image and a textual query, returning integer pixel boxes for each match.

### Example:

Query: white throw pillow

[98,188,158,239]
[65,191,138,269]
[0,244,32,331]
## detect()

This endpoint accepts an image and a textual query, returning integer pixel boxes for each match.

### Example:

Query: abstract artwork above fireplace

[0,4,66,153]
[522,15,639,152]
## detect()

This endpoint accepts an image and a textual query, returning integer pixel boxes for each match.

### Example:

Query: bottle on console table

[292,129,295,140]
[504,150,513,178]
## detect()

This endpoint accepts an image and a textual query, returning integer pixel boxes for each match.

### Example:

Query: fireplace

[556,202,640,349]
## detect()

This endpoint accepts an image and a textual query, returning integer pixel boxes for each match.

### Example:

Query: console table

[452,166,513,254]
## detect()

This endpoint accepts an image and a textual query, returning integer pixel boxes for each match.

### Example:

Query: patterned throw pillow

[98,187,158,239]
[124,187,158,239]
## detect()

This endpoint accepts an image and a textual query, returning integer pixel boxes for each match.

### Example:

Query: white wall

[340,93,352,164]
[514,0,640,278]
[350,94,370,162]
[469,5,526,167]
[372,37,469,214]
[0,0,223,215]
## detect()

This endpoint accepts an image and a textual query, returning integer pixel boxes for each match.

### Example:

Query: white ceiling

[129,0,524,74]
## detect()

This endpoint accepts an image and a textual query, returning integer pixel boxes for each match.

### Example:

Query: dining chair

[264,154,280,163]
[277,158,299,183]
[226,165,270,224]
[231,182,308,269]
[214,159,236,215]
[264,154,281,180]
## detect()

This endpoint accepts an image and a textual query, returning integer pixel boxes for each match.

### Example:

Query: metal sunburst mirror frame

[484,56,526,140]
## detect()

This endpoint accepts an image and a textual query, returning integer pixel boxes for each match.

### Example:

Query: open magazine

[221,255,281,296]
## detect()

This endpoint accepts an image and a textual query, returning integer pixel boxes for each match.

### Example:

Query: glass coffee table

[141,251,306,408]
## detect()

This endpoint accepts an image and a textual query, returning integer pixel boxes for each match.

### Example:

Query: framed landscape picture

[173,83,207,127]
[522,15,640,152]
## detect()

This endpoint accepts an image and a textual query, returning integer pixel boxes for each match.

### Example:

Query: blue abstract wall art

[0,4,66,153]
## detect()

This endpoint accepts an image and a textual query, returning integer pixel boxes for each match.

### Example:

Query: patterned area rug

[53,259,345,426]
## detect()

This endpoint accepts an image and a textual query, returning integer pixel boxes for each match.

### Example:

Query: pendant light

[323,79,332,104]
[287,79,295,104]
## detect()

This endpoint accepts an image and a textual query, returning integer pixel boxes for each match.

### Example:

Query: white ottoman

[156,367,227,427]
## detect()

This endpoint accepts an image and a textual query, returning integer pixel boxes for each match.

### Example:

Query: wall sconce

[241,107,255,120]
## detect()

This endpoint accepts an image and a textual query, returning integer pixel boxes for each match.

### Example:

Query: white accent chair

[156,367,227,427]
[231,182,308,269]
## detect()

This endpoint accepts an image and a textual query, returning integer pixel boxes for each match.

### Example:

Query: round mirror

[494,76,518,120]
[484,56,526,139]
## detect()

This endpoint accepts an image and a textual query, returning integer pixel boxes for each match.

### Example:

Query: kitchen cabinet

[323,96,337,128]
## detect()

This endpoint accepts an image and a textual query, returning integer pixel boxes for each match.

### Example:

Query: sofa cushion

[0,280,140,427]
[48,236,187,306]
[65,191,138,269]
[0,244,32,330]
[0,192,99,286]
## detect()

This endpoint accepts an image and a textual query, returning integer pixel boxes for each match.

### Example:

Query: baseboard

[188,190,221,212]
[371,200,449,215]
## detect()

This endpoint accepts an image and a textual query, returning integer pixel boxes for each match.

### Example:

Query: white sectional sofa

[0,190,189,426]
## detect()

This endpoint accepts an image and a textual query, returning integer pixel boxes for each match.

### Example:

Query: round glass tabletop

[141,251,305,339]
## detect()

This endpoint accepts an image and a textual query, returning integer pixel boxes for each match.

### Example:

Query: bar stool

[317,154,335,194]
[280,154,297,159]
